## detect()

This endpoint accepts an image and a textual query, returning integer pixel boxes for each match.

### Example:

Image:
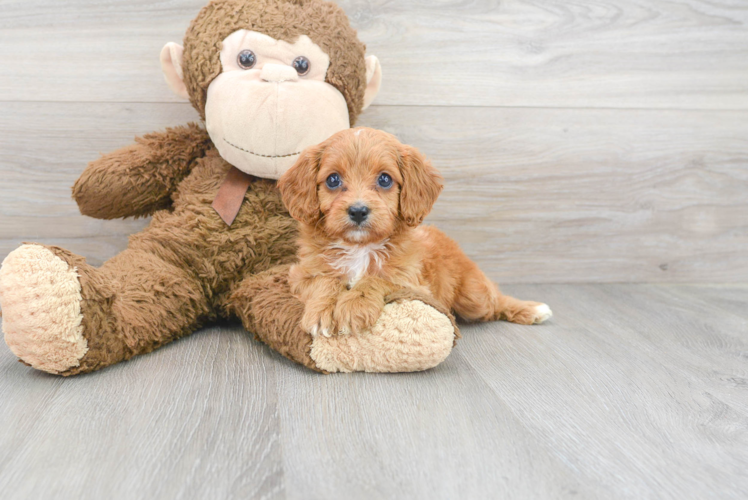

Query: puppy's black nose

[348,204,370,224]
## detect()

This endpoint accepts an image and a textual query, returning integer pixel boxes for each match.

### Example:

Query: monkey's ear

[278,144,325,226]
[160,42,190,100]
[362,56,382,111]
[398,144,443,227]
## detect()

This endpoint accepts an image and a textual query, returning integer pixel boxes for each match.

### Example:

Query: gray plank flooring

[1,284,746,499]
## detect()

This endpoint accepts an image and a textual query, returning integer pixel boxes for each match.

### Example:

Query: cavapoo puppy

[278,127,552,336]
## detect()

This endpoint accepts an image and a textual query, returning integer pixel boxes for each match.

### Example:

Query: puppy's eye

[326,173,342,189]
[377,173,393,189]
[238,50,256,69]
[293,56,310,76]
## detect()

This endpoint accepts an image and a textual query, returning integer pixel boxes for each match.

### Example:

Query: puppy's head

[278,127,443,244]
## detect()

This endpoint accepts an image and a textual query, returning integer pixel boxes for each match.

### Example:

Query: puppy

[278,127,552,336]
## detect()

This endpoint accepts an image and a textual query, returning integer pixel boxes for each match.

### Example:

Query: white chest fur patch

[327,240,390,286]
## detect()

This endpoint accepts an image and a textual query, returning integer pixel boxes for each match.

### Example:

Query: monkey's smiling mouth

[224,138,301,159]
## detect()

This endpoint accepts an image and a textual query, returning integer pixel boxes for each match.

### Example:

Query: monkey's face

[205,30,351,179]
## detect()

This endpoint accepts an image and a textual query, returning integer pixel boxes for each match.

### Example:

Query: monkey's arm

[72,123,212,219]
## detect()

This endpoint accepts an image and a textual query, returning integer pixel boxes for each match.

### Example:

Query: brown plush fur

[1,0,459,375]
[73,124,213,219]
[63,149,302,375]
[18,0,374,374]
[183,0,367,124]
[279,128,549,335]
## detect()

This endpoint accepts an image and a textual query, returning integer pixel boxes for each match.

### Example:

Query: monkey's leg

[227,265,460,373]
[0,244,210,375]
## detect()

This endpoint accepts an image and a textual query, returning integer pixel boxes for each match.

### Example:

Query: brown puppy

[278,128,552,336]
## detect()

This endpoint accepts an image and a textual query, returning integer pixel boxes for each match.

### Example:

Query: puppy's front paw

[334,289,385,334]
[301,302,336,337]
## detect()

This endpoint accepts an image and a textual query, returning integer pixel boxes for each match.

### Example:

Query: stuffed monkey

[0,0,458,375]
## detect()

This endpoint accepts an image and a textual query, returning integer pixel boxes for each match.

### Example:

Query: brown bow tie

[211,166,258,226]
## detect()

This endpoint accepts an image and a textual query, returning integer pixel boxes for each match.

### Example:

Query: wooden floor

[1,284,746,499]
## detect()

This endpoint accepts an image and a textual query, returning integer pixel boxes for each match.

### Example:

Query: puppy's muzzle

[347,204,370,225]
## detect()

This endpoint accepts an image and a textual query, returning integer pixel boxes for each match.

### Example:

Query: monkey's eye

[377,173,393,189]
[326,173,342,189]
[293,56,310,76]
[237,50,256,69]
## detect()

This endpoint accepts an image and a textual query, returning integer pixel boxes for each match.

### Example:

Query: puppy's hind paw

[532,303,553,324]
[502,300,553,325]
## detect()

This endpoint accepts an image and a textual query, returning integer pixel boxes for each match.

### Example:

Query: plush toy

[0,0,458,376]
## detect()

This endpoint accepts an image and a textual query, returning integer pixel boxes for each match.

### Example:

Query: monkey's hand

[72,123,211,219]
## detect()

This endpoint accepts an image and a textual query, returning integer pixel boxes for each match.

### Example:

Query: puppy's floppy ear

[398,144,443,227]
[278,143,325,225]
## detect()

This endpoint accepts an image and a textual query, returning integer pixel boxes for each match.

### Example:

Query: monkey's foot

[310,291,458,373]
[0,244,88,374]
[231,266,460,374]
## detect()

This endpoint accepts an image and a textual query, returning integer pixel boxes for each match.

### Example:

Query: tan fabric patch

[212,166,256,225]
[182,0,367,124]
[206,30,351,180]
[0,244,88,374]
[310,299,455,373]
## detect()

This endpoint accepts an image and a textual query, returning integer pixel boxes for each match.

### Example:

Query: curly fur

[280,128,553,336]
